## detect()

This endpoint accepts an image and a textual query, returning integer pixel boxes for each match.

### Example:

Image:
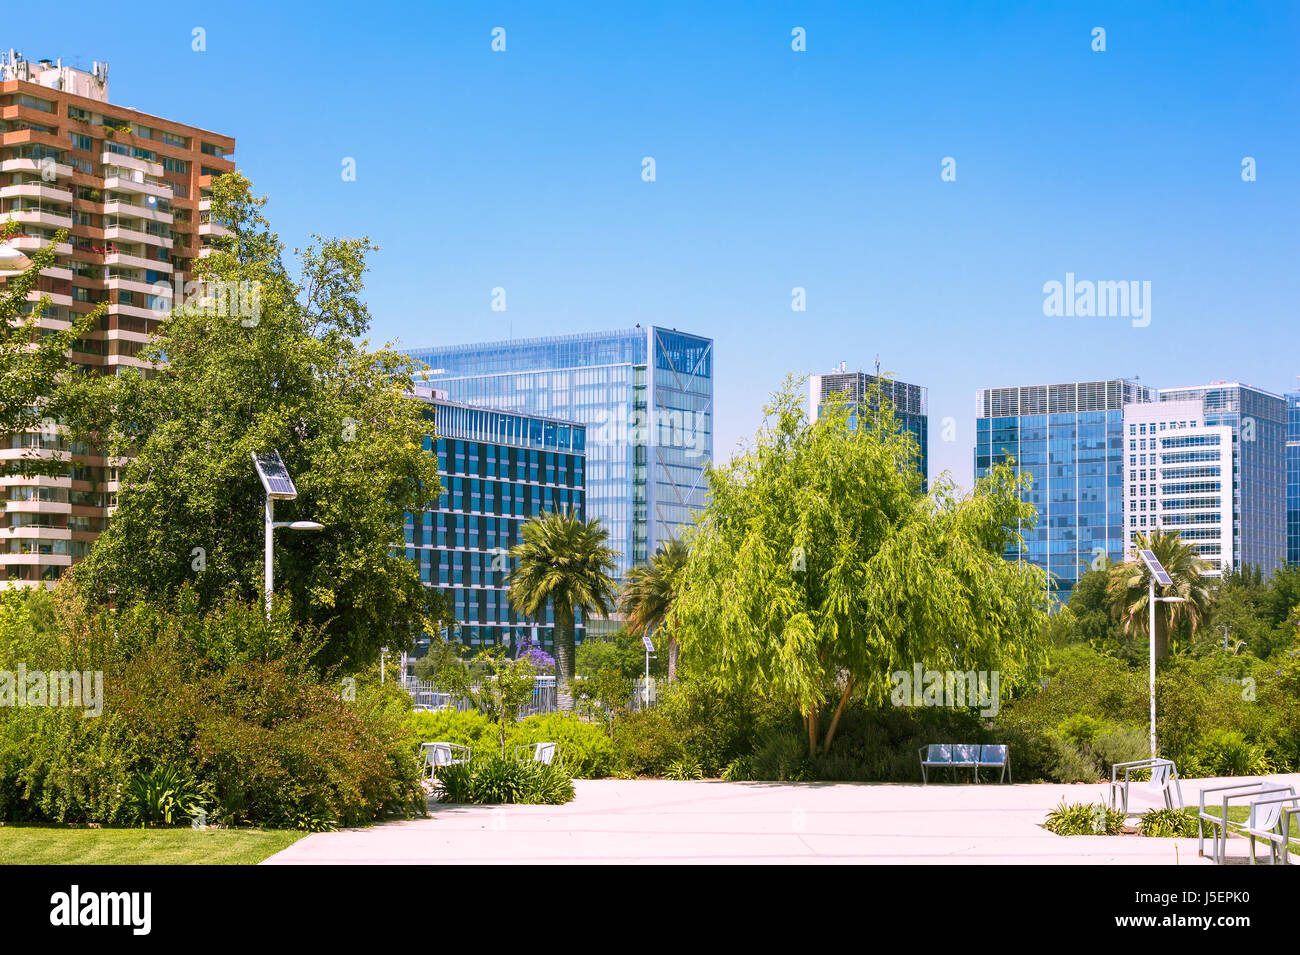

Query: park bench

[420,741,471,780]
[1198,780,1294,864]
[919,743,1010,783]
[1245,792,1300,865]
[514,742,557,765]
[1109,758,1183,815]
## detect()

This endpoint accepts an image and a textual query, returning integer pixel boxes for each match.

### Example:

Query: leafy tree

[619,536,689,681]
[1106,529,1212,660]
[674,379,1052,758]
[507,509,618,711]
[447,648,538,758]
[0,222,103,483]
[64,173,446,672]
[1063,561,1138,661]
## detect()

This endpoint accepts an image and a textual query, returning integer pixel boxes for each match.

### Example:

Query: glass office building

[1159,383,1286,576]
[405,326,713,578]
[974,379,1151,603]
[809,368,928,486]
[406,395,586,651]
[1288,392,1300,567]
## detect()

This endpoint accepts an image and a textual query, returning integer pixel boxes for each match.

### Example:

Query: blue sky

[10,0,1298,487]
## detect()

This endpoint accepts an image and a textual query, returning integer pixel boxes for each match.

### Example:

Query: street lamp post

[1138,549,1186,760]
[253,451,323,621]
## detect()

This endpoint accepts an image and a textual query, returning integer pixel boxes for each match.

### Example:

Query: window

[159,131,188,148]
[200,142,225,157]
[18,94,54,113]
[67,106,91,122]
[161,156,189,174]
[67,133,93,151]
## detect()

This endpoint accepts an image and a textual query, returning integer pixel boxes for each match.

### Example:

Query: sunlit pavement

[262,774,1300,865]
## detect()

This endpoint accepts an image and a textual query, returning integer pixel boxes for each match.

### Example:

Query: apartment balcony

[103,199,173,225]
[105,250,172,273]
[103,173,172,201]
[0,181,74,204]
[0,157,74,180]
[103,224,172,250]
[8,235,72,256]
[107,300,163,321]
[198,221,233,238]
[199,197,212,212]
[4,207,73,229]
[25,288,73,307]
[99,151,164,178]
[105,275,166,298]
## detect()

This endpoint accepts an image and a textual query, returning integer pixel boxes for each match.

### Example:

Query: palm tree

[1106,528,1213,659]
[507,509,618,711]
[619,537,689,682]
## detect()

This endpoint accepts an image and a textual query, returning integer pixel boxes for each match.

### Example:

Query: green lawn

[0,827,306,865]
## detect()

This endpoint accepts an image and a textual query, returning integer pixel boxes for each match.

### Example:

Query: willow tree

[674,378,1051,758]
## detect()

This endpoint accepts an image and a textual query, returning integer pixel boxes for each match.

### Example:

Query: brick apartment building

[0,50,234,587]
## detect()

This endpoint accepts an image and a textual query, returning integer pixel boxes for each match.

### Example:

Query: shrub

[1043,800,1125,836]
[505,713,616,778]
[124,764,209,826]
[1138,808,1198,838]
[407,709,497,756]
[721,756,754,781]
[434,756,574,805]
[1192,729,1274,777]
[664,755,704,780]
[752,729,811,782]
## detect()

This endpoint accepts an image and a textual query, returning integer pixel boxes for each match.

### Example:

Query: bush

[1138,808,1198,838]
[124,764,209,826]
[1043,800,1125,836]
[664,755,704,780]
[434,756,574,805]
[505,713,616,778]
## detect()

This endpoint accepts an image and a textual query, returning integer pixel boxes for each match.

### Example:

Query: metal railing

[405,675,557,717]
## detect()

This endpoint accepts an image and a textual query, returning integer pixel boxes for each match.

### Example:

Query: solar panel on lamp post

[252,451,323,621]
[1137,549,1186,760]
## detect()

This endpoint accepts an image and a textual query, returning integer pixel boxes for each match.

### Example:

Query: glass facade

[1158,384,1286,576]
[974,380,1151,603]
[405,398,586,651]
[810,371,928,485]
[404,326,713,578]
[1289,392,1300,567]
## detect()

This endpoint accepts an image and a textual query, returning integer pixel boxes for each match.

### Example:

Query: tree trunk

[553,604,576,712]
[667,635,679,683]
[822,677,856,754]
[806,708,820,760]
[1154,609,1170,660]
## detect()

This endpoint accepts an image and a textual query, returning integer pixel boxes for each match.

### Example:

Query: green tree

[0,222,102,483]
[65,173,446,672]
[507,509,618,711]
[619,536,689,681]
[674,379,1051,758]
[1106,529,1213,660]
[444,647,538,757]
[1063,561,1137,661]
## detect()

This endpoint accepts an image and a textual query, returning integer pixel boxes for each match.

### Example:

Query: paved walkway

[263,773,1300,865]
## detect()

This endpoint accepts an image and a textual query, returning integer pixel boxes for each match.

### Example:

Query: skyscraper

[405,326,713,579]
[1122,399,1232,575]
[809,365,928,485]
[407,393,586,650]
[0,51,235,588]
[974,379,1151,602]
[1287,390,1300,567]
[1157,382,1286,575]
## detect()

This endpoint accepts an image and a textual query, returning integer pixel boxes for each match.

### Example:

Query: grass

[0,826,306,865]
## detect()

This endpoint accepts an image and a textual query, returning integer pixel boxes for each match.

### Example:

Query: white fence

[404,675,557,717]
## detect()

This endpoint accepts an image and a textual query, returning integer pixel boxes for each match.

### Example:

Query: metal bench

[1198,780,1293,864]
[513,742,557,765]
[920,743,1010,783]
[420,741,471,779]
[1245,792,1300,865]
[1110,758,1183,814]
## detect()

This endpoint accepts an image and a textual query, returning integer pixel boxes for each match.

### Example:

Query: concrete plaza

[263,773,1300,865]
